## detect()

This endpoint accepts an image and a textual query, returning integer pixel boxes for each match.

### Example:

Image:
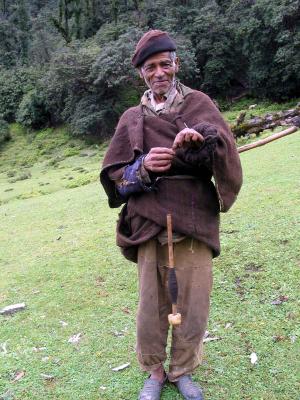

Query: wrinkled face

[139,51,179,98]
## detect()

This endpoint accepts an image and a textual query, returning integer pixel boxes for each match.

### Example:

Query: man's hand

[172,128,204,149]
[144,147,175,172]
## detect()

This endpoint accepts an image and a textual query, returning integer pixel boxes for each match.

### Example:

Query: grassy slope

[0,117,299,399]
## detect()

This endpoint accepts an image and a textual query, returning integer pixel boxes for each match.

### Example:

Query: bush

[16,89,50,129]
[0,118,11,144]
[0,67,43,122]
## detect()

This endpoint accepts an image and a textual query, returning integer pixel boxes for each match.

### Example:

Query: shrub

[8,171,31,183]
[0,67,43,122]
[16,89,50,129]
[0,118,11,144]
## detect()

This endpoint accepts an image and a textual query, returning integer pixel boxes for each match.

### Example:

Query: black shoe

[174,375,204,400]
[138,377,166,400]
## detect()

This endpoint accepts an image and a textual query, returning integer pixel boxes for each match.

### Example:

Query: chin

[154,85,171,96]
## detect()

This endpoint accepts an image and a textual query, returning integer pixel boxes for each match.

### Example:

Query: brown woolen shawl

[100,90,243,262]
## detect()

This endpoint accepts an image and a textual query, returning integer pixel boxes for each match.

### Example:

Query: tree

[237,0,300,99]
[190,1,247,97]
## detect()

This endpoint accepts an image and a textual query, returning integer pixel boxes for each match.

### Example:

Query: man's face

[139,52,179,98]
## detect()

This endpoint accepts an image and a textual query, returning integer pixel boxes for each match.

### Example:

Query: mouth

[153,80,169,85]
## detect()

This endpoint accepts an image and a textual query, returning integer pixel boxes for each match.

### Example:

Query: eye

[144,65,154,73]
[161,62,173,69]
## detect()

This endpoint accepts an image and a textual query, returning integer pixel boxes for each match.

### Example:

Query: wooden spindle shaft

[167,214,174,268]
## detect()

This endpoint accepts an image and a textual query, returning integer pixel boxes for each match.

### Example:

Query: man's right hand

[144,147,175,172]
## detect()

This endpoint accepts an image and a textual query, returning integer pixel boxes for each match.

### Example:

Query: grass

[222,97,300,124]
[0,114,299,399]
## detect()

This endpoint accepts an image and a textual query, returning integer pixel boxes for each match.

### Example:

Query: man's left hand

[173,128,204,149]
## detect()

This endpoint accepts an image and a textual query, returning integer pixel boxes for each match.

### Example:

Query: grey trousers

[136,237,213,382]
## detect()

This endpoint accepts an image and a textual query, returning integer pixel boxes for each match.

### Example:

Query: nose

[154,65,165,77]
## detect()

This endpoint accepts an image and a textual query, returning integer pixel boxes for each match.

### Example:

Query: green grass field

[0,116,299,399]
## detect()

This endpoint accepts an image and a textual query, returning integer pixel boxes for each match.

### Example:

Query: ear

[175,57,179,73]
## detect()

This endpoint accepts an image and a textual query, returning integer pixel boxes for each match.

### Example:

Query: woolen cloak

[100,89,243,262]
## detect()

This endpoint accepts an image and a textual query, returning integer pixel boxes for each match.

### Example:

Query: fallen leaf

[225,323,232,329]
[222,229,239,234]
[33,347,46,352]
[112,331,124,337]
[0,342,7,354]
[58,225,67,229]
[56,236,61,241]
[286,312,296,320]
[122,307,130,314]
[97,290,109,297]
[290,335,297,343]
[244,263,263,272]
[42,356,50,362]
[272,335,286,342]
[12,370,25,382]
[40,373,55,381]
[271,295,288,305]
[203,337,221,343]
[68,333,82,344]
[99,386,107,391]
[111,362,130,372]
[59,320,68,327]
[250,352,258,365]
[95,276,104,286]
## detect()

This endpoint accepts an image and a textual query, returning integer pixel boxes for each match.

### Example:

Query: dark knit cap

[132,30,177,68]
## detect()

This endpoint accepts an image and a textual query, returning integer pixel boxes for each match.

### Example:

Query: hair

[169,51,177,62]
[140,51,177,72]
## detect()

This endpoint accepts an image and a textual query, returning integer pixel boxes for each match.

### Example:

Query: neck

[153,93,165,103]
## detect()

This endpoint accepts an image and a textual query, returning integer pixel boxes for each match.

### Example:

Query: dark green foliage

[16,89,50,129]
[0,118,11,144]
[0,0,31,67]
[50,0,107,42]
[190,1,246,97]
[235,0,300,99]
[1,0,300,139]
[41,42,104,133]
[50,0,81,43]
[92,28,144,87]
[0,20,19,68]
[68,95,115,137]
[0,67,42,122]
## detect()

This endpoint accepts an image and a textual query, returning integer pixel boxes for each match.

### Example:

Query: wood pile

[231,103,300,138]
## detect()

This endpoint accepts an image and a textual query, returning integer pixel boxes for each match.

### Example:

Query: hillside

[0,123,299,399]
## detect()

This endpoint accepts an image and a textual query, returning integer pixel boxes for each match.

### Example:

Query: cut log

[0,303,26,315]
[231,105,300,137]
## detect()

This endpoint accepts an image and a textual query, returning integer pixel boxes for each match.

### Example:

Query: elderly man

[100,30,242,400]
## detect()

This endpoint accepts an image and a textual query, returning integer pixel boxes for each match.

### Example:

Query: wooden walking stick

[167,214,182,326]
[237,126,298,153]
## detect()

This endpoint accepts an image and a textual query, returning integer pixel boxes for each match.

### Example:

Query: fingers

[173,129,204,149]
[144,160,172,172]
[150,164,172,172]
[148,147,175,156]
[144,147,174,172]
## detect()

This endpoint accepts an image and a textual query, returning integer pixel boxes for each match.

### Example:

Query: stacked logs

[231,103,300,138]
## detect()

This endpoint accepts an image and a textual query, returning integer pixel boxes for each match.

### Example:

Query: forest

[0,0,299,141]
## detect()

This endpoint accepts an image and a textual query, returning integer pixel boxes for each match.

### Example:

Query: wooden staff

[237,126,298,153]
[167,214,182,326]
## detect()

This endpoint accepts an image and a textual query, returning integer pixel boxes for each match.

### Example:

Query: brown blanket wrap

[100,90,242,262]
